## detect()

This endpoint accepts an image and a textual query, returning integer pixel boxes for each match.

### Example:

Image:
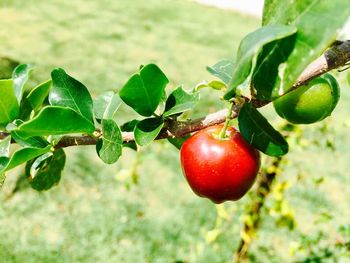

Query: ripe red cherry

[180,125,260,203]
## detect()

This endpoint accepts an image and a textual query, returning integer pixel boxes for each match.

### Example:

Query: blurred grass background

[0,0,349,262]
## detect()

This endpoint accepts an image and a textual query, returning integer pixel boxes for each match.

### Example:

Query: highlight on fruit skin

[273,73,340,124]
[180,125,260,204]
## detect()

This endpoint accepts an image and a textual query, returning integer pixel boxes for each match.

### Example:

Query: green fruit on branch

[273,73,340,124]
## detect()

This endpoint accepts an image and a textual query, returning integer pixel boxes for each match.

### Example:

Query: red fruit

[180,125,260,203]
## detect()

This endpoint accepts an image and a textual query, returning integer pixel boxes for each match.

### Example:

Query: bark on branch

[1,41,350,148]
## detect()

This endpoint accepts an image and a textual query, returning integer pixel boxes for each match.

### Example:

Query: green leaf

[207,59,235,85]
[134,118,164,146]
[223,25,297,100]
[195,80,227,92]
[0,79,19,127]
[93,91,122,120]
[263,0,350,95]
[119,64,169,117]
[18,80,51,121]
[0,145,51,173]
[94,91,112,120]
[104,94,122,119]
[96,119,123,164]
[123,142,138,151]
[262,0,292,25]
[160,90,167,103]
[121,120,139,132]
[238,103,288,156]
[18,98,33,121]
[11,130,49,148]
[252,34,296,100]
[168,135,190,150]
[0,157,9,187]
[163,86,199,117]
[263,0,320,26]
[120,121,139,151]
[27,80,51,112]
[0,157,8,169]
[7,120,48,148]
[47,135,65,147]
[15,106,95,138]
[0,136,11,157]
[207,80,227,91]
[49,68,94,123]
[26,149,66,191]
[12,64,34,103]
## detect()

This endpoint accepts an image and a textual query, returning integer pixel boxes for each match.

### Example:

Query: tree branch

[293,40,350,88]
[54,107,240,148]
[1,41,350,148]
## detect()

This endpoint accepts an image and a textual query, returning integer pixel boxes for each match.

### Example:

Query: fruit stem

[219,102,234,139]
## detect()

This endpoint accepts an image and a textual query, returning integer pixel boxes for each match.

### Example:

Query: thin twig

[54,107,240,148]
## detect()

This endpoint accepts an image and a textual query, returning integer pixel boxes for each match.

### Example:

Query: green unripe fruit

[273,74,340,124]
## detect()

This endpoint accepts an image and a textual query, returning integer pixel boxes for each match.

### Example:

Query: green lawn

[0,0,349,262]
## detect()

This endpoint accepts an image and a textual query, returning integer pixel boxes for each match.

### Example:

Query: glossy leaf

[0,157,8,187]
[223,25,297,100]
[18,98,33,121]
[8,120,48,148]
[104,94,122,119]
[18,80,51,121]
[96,119,123,164]
[47,135,65,147]
[160,90,167,103]
[0,157,8,168]
[12,64,34,102]
[0,136,11,157]
[195,80,227,91]
[207,80,227,91]
[26,149,66,191]
[263,0,324,26]
[16,106,95,138]
[93,91,122,120]
[263,0,350,95]
[120,121,139,151]
[119,64,169,117]
[163,86,199,117]
[207,59,235,85]
[120,119,139,132]
[27,80,52,112]
[238,103,288,156]
[0,145,51,173]
[134,118,164,146]
[0,79,19,127]
[50,68,94,123]
[120,120,150,151]
[11,130,49,148]
[123,142,138,151]
[262,0,292,25]
[252,34,296,100]
[168,135,190,150]
[94,91,113,120]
